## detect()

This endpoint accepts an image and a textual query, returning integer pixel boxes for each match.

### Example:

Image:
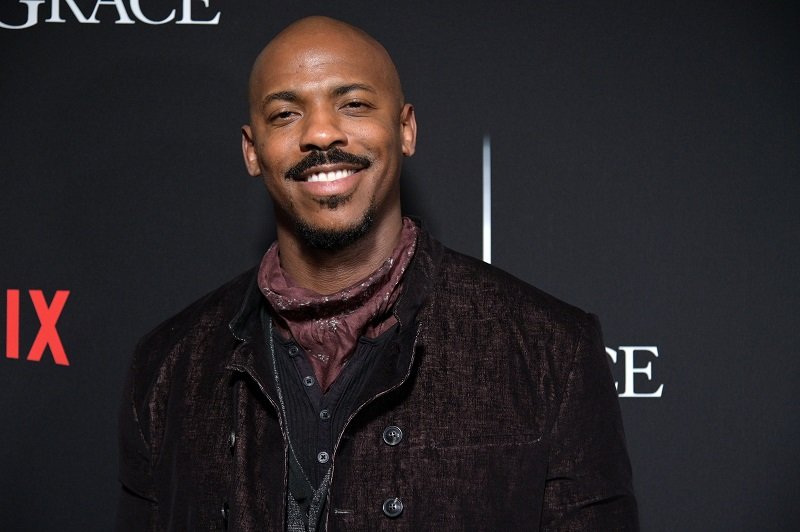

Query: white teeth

[306,169,355,182]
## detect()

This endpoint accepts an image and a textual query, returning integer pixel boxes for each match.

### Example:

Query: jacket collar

[226,220,444,397]
[228,268,266,344]
[391,222,442,331]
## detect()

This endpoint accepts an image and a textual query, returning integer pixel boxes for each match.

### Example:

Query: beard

[293,202,376,250]
[281,148,378,250]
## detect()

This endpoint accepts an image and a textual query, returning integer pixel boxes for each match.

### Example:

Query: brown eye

[341,100,372,114]
[269,110,298,124]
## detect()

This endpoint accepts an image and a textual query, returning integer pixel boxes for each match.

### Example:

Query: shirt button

[303,375,315,387]
[317,451,330,464]
[319,409,330,420]
[382,425,403,446]
[288,345,299,357]
[382,497,404,518]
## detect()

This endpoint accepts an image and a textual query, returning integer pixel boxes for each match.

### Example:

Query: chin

[294,207,376,250]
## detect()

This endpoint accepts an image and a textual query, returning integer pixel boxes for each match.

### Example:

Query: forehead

[251,32,398,100]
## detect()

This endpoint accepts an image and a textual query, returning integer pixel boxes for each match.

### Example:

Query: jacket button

[382,497,404,518]
[319,409,330,420]
[227,430,236,451]
[317,451,330,463]
[382,425,403,446]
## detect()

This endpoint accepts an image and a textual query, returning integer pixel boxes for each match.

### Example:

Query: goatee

[294,207,376,250]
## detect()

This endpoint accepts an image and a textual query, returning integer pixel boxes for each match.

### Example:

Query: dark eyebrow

[260,85,375,112]
[261,91,297,110]
[331,84,375,97]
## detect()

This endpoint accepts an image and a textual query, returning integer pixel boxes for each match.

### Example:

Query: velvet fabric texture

[117,225,639,531]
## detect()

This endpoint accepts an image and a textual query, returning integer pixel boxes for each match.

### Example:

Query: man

[117,16,638,531]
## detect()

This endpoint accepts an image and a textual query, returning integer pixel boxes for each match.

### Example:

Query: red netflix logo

[5,289,70,366]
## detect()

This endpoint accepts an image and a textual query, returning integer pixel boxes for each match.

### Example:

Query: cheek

[260,172,281,197]
[351,122,401,158]
[261,174,296,214]
[258,139,295,177]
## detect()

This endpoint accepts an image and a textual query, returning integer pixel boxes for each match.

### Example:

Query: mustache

[285,148,372,180]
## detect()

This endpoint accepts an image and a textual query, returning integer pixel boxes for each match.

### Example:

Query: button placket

[380,426,405,518]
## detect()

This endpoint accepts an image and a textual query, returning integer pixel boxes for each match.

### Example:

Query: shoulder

[435,246,597,335]
[134,268,256,359]
[118,268,258,495]
[417,242,609,421]
[125,268,257,412]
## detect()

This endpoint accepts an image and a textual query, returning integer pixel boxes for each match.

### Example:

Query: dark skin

[242,17,417,294]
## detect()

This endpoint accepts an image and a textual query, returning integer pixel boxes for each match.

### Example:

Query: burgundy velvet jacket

[117,227,638,531]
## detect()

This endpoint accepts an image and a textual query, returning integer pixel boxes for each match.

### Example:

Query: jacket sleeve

[540,314,639,530]
[116,351,159,531]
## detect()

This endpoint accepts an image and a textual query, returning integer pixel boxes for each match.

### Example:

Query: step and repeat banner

[1,1,797,530]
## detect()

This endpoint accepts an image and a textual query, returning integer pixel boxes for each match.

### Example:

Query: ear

[241,125,262,176]
[399,104,417,157]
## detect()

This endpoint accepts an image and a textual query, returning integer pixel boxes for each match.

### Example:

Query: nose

[299,105,347,152]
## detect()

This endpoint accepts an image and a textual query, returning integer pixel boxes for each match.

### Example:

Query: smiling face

[242,17,416,251]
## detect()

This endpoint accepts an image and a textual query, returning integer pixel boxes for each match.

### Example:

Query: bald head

[240,16,417,264]
[248,16,405,114]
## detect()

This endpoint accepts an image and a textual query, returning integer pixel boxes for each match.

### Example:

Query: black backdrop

[1,1,798,530]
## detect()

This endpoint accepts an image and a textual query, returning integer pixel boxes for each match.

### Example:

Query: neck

[276,215,404,295]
